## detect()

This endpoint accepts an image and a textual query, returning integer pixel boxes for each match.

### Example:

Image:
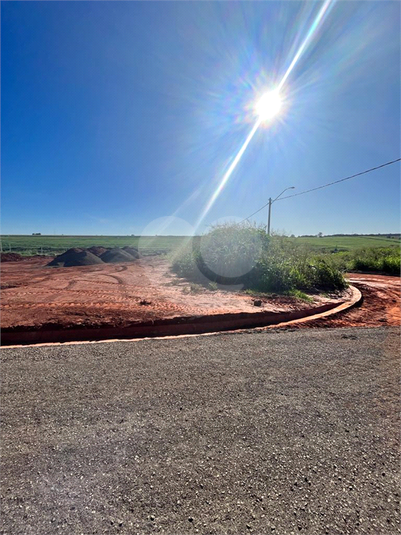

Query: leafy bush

[251,254,346,293]
[382,255,400,274]
[171,223,269,285]
[200,223,270,282]
[170,248,202,280]
[171,224,348,294]
[350,247,400,275]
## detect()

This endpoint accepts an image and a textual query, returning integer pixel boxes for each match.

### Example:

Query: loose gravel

[1,327,400,534]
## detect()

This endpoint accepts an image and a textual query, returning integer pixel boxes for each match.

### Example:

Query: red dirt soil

[292,273,400,329]
[1,258,399,340]
[0,253,23,262]
[2,256,348,330]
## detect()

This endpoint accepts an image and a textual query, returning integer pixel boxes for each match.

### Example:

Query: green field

[1,233,400,257]
[0,235,191,256]
[292,235,400,252]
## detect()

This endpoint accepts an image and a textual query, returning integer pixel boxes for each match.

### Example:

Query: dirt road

[291,273,400,329]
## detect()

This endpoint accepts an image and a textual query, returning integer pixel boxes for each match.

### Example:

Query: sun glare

[195,0,336,228]
[255,90,282,121]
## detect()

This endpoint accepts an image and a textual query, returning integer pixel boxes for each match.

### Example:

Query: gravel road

[1,327,400,535]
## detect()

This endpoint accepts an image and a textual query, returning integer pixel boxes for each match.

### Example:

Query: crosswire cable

[240,158,401,224]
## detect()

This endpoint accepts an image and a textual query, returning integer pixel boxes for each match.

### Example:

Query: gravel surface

[1,327,400,535]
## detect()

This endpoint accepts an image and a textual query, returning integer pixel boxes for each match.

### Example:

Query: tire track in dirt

[105,275,124,285]
[1,293,143,307]
[287,276,400,329]
[2,257,399,332]
[2,301,141,310]
[101,269,139,301]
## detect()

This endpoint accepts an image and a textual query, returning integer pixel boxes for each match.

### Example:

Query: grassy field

[1,234,400,257]
[292,235,400,252]
[0,235,191,256]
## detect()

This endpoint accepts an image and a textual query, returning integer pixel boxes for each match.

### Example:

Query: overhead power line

[241,157,401,223]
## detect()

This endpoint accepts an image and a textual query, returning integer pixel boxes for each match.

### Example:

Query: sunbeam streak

[195,0,336,231]
[194,117,262,231]
[278,0,336,91]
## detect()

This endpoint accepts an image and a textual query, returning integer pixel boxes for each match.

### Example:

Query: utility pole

[267,198,272,236]
[266,187,295,236]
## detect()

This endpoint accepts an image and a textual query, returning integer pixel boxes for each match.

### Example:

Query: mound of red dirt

[87,246,108,257]
[0,253,24,262]
[100,248,137,263]
[47,248,105,267]
[123,246,141,259]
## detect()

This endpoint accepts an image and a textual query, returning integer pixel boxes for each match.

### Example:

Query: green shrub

[171,249,200,280]
[171,223,269,285]
[250,256,347,293]
[309,259,347,290]
[252,258,292,292]
[171,224,348,294]
[189,283,203,293]
[381,256,400,275]
[350,247,400,275]
[198,223,269,283]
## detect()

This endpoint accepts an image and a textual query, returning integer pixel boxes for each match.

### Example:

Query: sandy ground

[1,256,346,330]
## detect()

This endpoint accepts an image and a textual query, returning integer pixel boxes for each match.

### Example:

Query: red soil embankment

[1,257,398,345]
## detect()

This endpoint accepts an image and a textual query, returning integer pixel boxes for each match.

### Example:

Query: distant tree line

[299,233,400,238]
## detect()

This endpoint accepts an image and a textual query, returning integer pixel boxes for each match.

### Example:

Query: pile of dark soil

[0,253,24,262]
[123,246,140,259]
[46,246,140,267]
[47,248,105,267]
[100,248,137,263]
[87,246,108,257]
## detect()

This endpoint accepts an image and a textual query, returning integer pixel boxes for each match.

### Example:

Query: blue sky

[1,1,400,236]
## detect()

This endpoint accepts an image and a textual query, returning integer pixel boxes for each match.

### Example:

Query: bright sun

[255,90,282,121]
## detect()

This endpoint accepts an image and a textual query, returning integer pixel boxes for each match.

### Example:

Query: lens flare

[277,0,335,91]
[194,118,262,230]
[195,0,336,230]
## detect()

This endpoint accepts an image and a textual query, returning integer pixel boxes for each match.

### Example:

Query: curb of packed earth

[0,286,362,346]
